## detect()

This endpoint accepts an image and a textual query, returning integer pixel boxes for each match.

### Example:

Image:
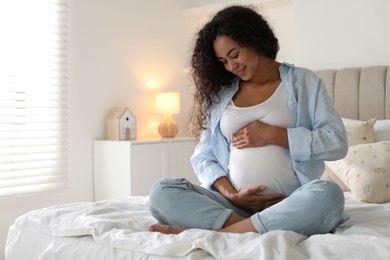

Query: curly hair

[189,5,279,138]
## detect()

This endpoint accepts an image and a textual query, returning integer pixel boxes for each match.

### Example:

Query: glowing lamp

[155,92,180,138]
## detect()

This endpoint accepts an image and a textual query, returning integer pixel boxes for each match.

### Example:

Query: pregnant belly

[228,145,300,195]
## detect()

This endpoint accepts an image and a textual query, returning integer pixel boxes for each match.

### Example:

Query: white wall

[2,0,390,258]
[294,0,390,70]
[70,0,193,140]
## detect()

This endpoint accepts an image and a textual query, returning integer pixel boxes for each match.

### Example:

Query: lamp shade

[155,92,180,115]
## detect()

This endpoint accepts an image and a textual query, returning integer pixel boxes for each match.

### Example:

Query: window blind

[0,0,68,197]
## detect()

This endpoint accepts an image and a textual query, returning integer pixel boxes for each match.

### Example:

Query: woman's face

[213,36,260,81]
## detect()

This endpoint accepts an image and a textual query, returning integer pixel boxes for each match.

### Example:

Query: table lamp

[155,92,180,138]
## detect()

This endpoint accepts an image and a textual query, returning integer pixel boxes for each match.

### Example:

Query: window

[0,0,68,197]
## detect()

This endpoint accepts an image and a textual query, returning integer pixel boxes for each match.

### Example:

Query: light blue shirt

[190,63,348,190]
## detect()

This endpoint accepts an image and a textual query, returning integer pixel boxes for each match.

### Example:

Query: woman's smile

[235,66,246,78]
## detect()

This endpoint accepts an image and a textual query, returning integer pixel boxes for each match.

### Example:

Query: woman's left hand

[232,120,289,149]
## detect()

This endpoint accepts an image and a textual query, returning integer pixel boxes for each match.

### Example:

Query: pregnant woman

[148,5,349,236]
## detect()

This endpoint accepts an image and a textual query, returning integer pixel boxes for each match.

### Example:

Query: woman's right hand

[229,186,286,212]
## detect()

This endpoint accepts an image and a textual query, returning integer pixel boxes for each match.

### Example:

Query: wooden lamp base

[158,114,178,138]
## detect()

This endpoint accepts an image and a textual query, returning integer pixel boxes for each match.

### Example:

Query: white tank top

[220,84,300,195]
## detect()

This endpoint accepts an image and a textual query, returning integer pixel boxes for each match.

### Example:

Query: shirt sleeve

[287,71,348,162]
[190,125,229,190]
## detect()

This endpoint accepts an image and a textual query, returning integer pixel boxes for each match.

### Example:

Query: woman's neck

[250,58,281,86]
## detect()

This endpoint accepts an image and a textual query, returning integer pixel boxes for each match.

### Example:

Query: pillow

[342,118,390,142]
[375,119,390,142]
[343,118,376,146]
[321,164,350,191]
[321,117,387,190]
[326,141,390,203]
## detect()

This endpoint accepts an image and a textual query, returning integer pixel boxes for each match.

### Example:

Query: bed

[5,65,390,260]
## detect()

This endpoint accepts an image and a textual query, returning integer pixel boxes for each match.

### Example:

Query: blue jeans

[148,178,349,236]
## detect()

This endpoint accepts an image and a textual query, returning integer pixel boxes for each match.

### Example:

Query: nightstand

[93,137,198,200]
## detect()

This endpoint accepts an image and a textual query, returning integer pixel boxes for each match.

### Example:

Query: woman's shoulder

[215,78,239,101]
[281,63,322,90]
[281,62,318,79]
[280,63,325,98]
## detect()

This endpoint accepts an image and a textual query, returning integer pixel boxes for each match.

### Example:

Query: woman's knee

[283,180,346,235]
[148,178,196,225]
[308,179,345,210]
[149,178,189,209]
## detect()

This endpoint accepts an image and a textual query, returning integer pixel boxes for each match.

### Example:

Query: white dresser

[93,137,198,200]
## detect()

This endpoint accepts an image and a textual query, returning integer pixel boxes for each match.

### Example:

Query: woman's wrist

[213,177,238,199]
[270,126,289,148]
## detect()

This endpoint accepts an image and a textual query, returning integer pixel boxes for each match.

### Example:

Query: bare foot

[148,224,186,234]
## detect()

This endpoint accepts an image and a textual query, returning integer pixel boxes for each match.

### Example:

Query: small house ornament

[106,107,136,140]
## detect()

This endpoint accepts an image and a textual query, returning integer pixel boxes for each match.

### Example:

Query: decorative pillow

[343,118,376,146]
[375,119,390,142]
[326,141,390,203]
[321,164,350,191]
[342,118,390,142]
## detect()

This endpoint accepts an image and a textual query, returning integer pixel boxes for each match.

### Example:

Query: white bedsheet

[5,193,390,260]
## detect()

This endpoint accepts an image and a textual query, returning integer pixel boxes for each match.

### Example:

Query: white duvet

[5,193,390,260]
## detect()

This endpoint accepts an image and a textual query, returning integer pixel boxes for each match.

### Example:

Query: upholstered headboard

[316,66,390,120]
